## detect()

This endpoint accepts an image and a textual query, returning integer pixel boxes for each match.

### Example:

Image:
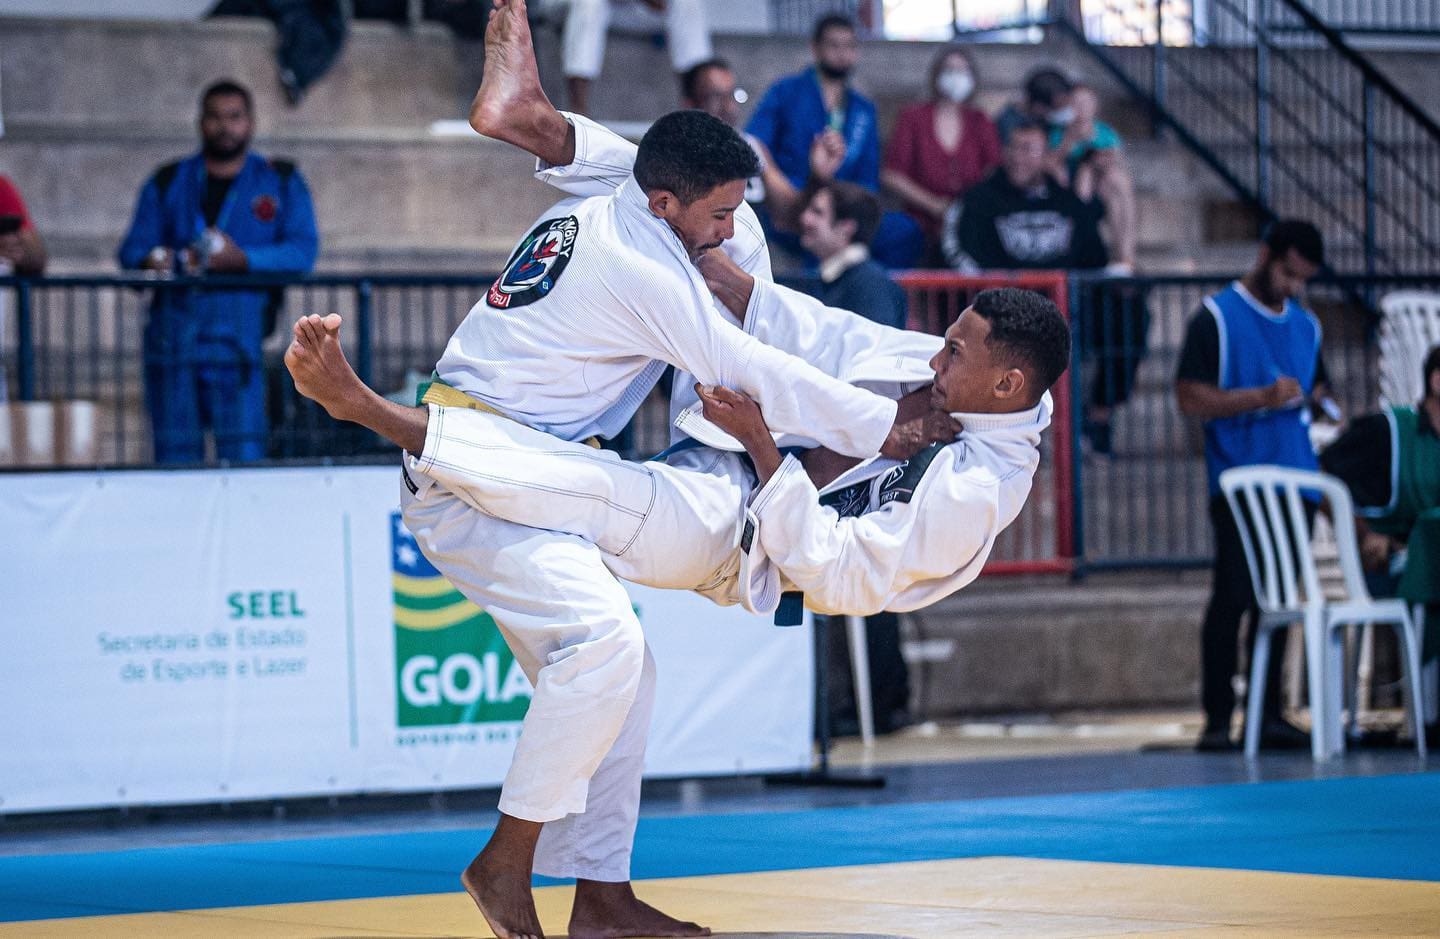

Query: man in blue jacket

[119,79,319,463]
[746,13,920,268]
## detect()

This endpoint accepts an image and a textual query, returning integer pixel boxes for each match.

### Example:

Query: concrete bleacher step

[0,16,1258,274]
[0,17,480,133]
[0,125,549,273]
[907,569,1207,714]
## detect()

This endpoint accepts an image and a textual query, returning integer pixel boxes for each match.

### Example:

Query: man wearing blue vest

[1176,220,1330,751]
[119,79,319,463]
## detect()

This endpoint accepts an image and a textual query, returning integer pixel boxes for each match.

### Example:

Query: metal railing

[1055,0,1440,275]
[3,270,1433,572]
[1071,271,1440,569]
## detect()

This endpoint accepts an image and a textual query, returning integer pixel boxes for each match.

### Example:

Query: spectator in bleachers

[881,45,1000,265]
[941,119,1106,272]
[0,175,47,275]
[996,66,1073,146]
[563,0,712,117]
[1048,84,1138,274]
[746,13,922,268]
[799,181,906,329]
[1320,343,1440,746]
[681,58,846,230]
[1175,219,1329,752]
[118,79,319,464]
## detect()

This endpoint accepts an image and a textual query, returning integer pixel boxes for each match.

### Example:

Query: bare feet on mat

[283,313,367,423]
[462,846,546,939]
[570,880,710,939]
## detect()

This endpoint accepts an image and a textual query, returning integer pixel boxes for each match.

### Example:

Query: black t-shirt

[1319,412,1392,509]
[1320,405,1440,511]
[945,168,1108,271]
[202,173,235,227]
[1175,304,1330,387]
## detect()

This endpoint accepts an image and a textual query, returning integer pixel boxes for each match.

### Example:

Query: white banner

[0,466,812,813]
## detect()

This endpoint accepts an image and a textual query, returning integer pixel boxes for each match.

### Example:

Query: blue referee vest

[1202,282,1322,493]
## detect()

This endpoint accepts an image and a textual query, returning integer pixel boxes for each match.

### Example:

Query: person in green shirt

[1321,343,1440,744]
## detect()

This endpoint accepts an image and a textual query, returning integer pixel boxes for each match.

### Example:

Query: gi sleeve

[745,278,941,381]
[118,175,165,269]
[748,451,998,614]
[605,255,898,457]
[245,170,319,272]
[534,112,636,198]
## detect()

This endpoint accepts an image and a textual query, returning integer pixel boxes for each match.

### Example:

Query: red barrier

[894,270,1075,576]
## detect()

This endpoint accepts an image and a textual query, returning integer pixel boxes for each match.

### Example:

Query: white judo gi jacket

[433,115,895,455]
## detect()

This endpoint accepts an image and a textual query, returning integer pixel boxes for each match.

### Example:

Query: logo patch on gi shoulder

[252,194,278,223]
[487,216,579,309]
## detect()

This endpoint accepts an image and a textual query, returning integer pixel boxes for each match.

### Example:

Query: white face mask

[1048,106,1077,127]
[936,69,974,103]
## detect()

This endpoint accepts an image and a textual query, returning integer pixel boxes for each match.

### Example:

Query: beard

[816,61,851,81]
[202,136,248,161]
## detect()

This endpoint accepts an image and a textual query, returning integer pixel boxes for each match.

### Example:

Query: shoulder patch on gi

[487,216,579,309]
[819,442,947,519]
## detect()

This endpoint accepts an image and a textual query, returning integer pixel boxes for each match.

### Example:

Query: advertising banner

[0,466,812,813]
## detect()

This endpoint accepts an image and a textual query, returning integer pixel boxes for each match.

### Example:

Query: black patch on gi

[819,443,946,519]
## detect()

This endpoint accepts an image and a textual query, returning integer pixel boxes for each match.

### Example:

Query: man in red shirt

[0,175,47,274]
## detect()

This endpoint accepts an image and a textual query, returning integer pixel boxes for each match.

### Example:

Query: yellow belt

[418,376,600,449]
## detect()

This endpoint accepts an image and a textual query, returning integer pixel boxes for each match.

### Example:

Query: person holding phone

[0,175,47,275]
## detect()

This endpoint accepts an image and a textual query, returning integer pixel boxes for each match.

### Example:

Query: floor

[2,716,1436,938]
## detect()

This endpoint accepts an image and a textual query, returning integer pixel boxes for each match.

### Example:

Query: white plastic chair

[1220,465,1427,761]
[1379,291,1440,408]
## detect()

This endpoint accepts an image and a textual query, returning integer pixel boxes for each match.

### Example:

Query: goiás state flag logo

[486,215,579,310]
[391,513,533,728]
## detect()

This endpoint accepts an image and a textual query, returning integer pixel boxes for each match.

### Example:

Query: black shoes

[1195,718,1311,752]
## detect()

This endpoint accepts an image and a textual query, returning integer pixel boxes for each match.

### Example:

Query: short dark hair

[811,181,879,246]
[1263,218,1326,268]
[634,110,760,203]
[1023,68,1073,109]
[1424,344,1440,400]
[201,79,253,115]
[971,288,1071,399]
[681,58,731,104]
[812,12,856,44]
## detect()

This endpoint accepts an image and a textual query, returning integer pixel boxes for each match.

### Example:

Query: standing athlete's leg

[403,484,647,938]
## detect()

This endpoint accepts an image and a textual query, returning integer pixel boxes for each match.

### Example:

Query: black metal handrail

[1049,0,1440,277]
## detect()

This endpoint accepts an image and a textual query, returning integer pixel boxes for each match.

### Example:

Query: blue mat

[3,772,1438,922]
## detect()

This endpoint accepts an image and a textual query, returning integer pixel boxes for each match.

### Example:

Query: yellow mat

[9,856,1440,938]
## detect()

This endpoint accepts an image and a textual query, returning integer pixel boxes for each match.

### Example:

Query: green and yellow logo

[391,512,532,727]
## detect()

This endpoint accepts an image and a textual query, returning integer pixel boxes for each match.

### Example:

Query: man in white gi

[290,284,1064,620]
[314,2,951,937]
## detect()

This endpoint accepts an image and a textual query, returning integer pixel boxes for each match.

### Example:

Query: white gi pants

[409,404,745,600]
[562,0,713,80]
[401,455,652,881]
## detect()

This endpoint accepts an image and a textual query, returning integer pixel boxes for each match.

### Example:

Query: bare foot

[282,314,369,422]
[471,0,549,141]
[462,847,546,939]
[469,0,574,165]
[569,880,709,939]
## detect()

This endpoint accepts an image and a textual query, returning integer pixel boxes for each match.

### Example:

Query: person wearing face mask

[882,46,1001,264]
[997,67,1075,146]
[747,13,923,268]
